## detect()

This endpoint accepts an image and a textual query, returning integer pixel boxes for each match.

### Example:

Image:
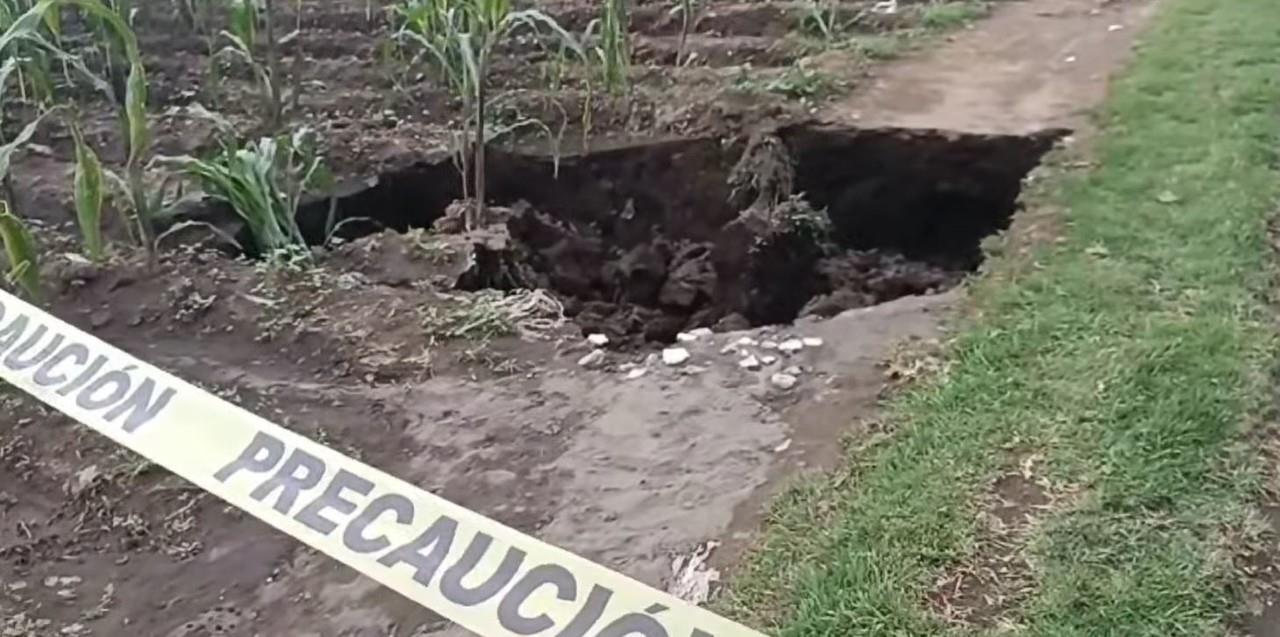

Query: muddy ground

[0,0,1156,634]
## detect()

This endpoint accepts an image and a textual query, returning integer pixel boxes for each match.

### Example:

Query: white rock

[735,336,758,347]
[577,350,606,368]
[676,332,698,343]
[770,373,798,390]
[783,365,802,376]
[587,333,610,347]
[761,355,778,364]
[761,340,779,350]
[689,327,714,338]
[739,356,761,370]
[802,337,824,348]
[774,438,793,453]
[720,344,738,355]
[626,368,648,380]
[663,347,691,366]
[779,339,805,353]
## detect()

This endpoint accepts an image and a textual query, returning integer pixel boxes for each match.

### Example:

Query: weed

[423,291,517,342]
[218,0,287,131]
[736,61,836,101]
[669,0,698,67]
[586,0,629,93]
[920,1,986,30]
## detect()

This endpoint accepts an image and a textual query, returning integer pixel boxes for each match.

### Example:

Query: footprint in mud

[166,606,249,637]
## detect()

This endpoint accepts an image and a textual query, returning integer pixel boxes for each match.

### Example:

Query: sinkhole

[286,124,1063,343]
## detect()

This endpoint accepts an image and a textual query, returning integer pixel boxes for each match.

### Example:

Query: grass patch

[722,0,1280,634]
[919,1,988,31]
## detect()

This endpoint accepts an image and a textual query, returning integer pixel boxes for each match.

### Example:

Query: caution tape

[0,289,767,637]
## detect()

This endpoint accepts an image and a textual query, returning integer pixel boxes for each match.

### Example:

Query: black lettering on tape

[345,493,414,553]
[33,343,88,387]
[4,326,62,370]
[556,585,614,637]
[103,378,175,433]
[0,314,30,357]
[249,447,328,515]
[295,469,374,535]
[440,532,526,606]
[75,365,134,411]
[214,432,286,482]
[377,515,458,586]
[57,354,105,396]
[498,564,578,635]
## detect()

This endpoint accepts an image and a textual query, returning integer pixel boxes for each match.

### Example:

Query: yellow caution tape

[0,289,767,637]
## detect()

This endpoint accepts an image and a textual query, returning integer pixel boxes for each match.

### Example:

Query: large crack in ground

[290,125,1063,344]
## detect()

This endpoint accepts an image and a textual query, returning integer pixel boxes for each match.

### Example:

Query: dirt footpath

[0,0,1156,635]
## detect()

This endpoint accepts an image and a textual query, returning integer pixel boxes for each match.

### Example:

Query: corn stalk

[586,0,628,94]
[395,0,580,229]
[219,0,286,131]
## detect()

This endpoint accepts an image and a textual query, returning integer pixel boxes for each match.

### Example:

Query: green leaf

[71,125,105,261]
[0,106,61,181]
[0,203,41,302]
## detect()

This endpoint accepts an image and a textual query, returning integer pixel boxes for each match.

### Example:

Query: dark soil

[276,125,1062,344]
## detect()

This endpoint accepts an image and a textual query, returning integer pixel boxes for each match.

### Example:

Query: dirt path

[822,0,1157,133]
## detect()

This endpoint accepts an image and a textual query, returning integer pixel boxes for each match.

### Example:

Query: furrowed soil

[1,0,1155,635]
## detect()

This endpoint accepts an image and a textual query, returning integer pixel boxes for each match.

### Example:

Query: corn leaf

[0,203,41,302]
[0,106,60,181]
[71,125,105,260]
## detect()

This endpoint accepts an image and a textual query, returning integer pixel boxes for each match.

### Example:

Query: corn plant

[181,128,324,257]
[585,0,628,94]
[0,202,39,299]
[218,0,286,131]
[802,0,844,41]
[69,122,104,260]
[395,0,580,229]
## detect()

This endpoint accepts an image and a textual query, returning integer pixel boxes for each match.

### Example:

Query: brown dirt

[0,0,1158,634]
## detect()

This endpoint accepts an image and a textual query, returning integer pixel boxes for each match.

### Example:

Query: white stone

[802,337,824,348]
[779,339,805,353]
[720,344,738,355]
[578,350,606,368]
[761,340,779,350]
[739,356,761,370]
[587,333,610,347]
[735,337,758,347]
[689,327,714,338]
[761,355,778,364]
[770,373,798,390]
[663,347,691,366]
[784,365,802,376]
[626,368,648,380]
[676,332,698,343]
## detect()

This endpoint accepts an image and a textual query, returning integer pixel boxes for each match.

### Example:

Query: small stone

[784,365,802,376]
[720,343,738,355]
[770,373,798,390]
[774,438,792,453]
[663,347,691,366]
[578,350,606,368]
[587,333,610,347]
[761,340,779,350]
[676,332,698,343]
[735,337,758,347]
[688,327,714,338]
[802,337,824,348]
[739,356,761,370]
[761,355,778,364]
[779,339,804,353]
[625,368,648,380]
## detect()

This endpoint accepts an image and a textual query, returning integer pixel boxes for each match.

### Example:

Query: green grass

[723,0,1280,635]
[919,1,988,31]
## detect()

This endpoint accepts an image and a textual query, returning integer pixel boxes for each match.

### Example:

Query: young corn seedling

[0,201,40,300]
[69,122,105,260]
[395,0,580,229]
[181,128,325,259]
[585,0,628,94]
